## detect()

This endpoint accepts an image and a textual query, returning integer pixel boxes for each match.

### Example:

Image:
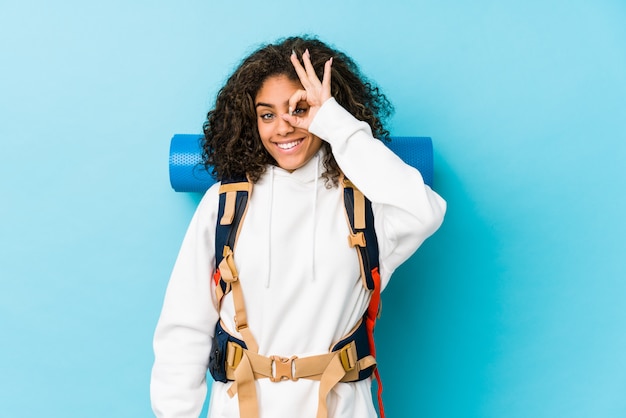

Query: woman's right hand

[281,49,333,131]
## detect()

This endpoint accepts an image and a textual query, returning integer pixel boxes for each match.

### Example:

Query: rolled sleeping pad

[169,134,434,193]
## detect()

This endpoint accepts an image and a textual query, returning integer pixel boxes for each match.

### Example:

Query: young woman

[151,35,446,418]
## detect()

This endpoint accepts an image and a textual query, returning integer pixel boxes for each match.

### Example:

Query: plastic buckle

[270,355,298,382]
[226,341,243,369]
[348,232,366,248]
[339,343,356,372]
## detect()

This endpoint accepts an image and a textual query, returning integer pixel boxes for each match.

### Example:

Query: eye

[292,107,307,115]
[259,112,275,121]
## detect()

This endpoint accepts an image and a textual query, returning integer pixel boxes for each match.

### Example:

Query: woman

[151,35,446,418]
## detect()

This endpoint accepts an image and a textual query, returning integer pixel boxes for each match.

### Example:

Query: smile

[276,139,303,150]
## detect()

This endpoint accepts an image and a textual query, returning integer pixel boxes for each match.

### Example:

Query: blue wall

[1,1,625,417]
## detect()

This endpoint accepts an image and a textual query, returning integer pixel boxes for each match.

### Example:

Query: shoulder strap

[214,176,251,297]
[213,175,259,352]
[341,177,379,290]
[341,176,386,418]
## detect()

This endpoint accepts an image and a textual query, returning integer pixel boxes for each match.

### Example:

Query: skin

[255,50,333,172]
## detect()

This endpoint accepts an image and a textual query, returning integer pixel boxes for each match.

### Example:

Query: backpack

[208,174,386,418]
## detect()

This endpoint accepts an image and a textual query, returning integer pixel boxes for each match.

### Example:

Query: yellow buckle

[226,341,244,369]
[270,355,298,382]
[339,343,356,372]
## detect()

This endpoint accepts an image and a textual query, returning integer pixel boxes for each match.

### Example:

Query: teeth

[277,140,302,150]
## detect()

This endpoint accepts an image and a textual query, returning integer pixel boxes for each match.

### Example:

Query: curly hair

[202,35,394,186]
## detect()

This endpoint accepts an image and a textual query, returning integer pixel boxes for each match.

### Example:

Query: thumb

[281,112,308,130]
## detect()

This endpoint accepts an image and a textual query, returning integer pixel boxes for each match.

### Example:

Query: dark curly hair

[202,35,394,186]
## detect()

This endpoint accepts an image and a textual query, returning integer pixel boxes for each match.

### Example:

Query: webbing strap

[219,181,253,194]
[341,176,379,291]
[215,177,259,352]
[316,354,347,418]
[220,191,237,225]
[352,187,366,230]
[231,353,258,418]
[218,246,258,353]
[218,181,251,225]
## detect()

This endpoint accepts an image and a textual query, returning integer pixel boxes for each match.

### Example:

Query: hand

[282,49,333,131]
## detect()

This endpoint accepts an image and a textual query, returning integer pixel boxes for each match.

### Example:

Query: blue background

[1,1,625,417]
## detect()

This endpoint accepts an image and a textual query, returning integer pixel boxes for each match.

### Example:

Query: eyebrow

[256,99,294,109]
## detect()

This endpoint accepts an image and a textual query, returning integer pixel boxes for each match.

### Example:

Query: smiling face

[255,75,323,172]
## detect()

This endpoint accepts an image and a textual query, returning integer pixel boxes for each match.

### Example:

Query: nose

[277,115,295,136]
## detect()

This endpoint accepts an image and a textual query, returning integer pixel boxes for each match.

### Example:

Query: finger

[281,112,303,129]
[281,108,311,130]
[290,51,311,89]
[287,89,308,116]
[321,57,333,100]
[302,49,321,86]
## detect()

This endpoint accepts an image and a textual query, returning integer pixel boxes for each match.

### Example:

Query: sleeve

[150,184,221,418]
[309,98,447,289]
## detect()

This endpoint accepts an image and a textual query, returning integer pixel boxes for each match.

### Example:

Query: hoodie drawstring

[264,166,275,288]
[311,153,319,282]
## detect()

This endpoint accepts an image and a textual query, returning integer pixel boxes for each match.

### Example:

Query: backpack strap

[213,175,258,353]
[341,176,386,418]
[341,177,379,290]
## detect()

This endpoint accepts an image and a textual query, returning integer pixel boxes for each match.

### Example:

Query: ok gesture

[282,49,333,131]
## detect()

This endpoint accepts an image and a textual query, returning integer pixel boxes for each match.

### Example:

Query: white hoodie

[151,98,447,418]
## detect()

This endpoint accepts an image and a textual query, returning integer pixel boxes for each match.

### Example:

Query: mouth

[275,139,304,150]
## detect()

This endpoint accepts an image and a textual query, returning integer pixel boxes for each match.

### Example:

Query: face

[255,75,323,172]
